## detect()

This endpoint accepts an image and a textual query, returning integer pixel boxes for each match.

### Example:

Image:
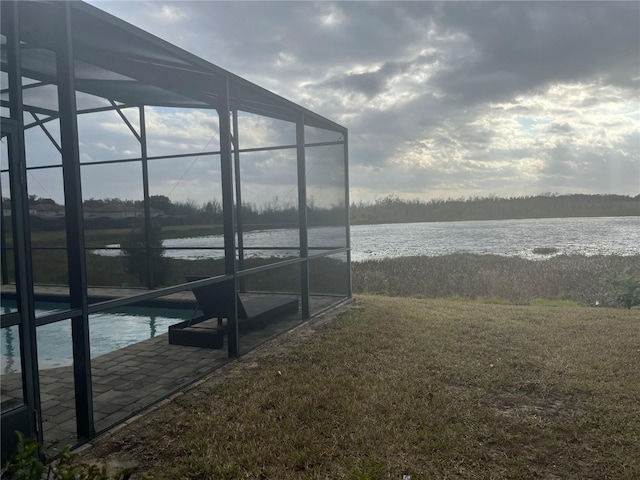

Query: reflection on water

[350,216,639,261]
[94,226,348,259]
[91,216,639,262]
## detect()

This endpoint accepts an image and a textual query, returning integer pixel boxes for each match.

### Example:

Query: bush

[0,432,144,480]
[121,219,169,287]
[610,272,640,309]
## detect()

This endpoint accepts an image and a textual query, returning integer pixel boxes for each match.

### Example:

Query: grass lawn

[87,295,639,479]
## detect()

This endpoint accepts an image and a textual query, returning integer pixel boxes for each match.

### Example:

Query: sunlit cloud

[152,3,187,22]
[318,3,344,28]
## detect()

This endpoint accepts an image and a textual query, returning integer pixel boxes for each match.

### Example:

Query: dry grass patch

[86,296,640,479]
[352,254,640,307]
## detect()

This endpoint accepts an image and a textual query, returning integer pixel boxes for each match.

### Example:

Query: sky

[12,1,640,205]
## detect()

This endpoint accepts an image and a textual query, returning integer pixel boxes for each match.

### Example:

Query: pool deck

[1,286,342,453]
[1,284,201,307]
[3,331,230,453]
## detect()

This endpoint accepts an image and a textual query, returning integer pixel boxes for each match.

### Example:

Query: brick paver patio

[1,294,339,453]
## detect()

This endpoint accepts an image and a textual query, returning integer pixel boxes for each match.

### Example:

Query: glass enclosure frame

[0,0,350,457]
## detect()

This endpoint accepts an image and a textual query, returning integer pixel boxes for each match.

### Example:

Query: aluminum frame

[0,0,350,458]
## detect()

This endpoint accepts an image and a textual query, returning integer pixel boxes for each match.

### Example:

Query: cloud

[315,54,440,99]
[54,1,640,203]
[154,4,188,23]
[429,2,640,105]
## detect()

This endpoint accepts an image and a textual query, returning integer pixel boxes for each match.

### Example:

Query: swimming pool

[1,303,194,374]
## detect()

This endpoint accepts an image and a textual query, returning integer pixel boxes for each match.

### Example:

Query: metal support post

[140,106,153,288]
[55,2,94,440]
[232,109,245,288]
[5,0,43,449]
[218,79,239,357]
[296,114,310,319]
[343,131,352,297]
[0,178,8,285]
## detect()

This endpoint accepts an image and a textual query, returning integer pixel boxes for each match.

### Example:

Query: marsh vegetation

[352,253,640,308]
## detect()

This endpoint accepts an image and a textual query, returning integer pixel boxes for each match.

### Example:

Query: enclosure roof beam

[0,99,59,118]
[0,0,346,133]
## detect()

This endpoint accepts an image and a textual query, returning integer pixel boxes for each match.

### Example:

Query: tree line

[12,192,640,227]
[19,194,345,227]
[350,193,640,225]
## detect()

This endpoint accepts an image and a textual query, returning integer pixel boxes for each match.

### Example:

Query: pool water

[1,303,194,374]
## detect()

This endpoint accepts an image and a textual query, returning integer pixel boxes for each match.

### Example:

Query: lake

[350,216,640,261]
[94,216,640,261]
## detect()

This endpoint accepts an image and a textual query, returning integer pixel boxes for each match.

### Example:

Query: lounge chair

[168,278,298,349]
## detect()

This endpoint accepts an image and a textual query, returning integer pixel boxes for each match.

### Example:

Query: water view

[94,216,640,261]
[350,216,640,262]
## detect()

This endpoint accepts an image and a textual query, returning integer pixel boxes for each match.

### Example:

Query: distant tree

[169,199,199,216]
[202,199,222,223]
[83,198,106,209]
[28,195,57,206]
[148,195,172,214]
[121,218,169,287]
[83,197,143,210]
[611,272,640,310]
